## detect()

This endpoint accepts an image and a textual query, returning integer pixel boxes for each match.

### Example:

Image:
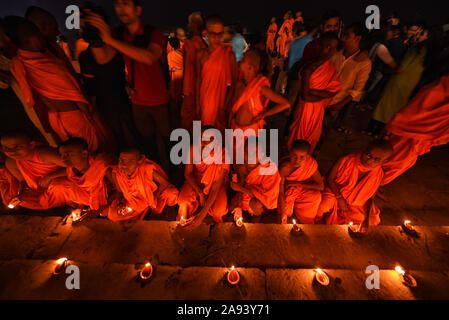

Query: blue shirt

[232,33,247,62]
[287,34,313,71]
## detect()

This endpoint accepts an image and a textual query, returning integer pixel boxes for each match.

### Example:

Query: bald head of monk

[1,132,35,160]
[239,49,270,83]
[205,15,224,49]
[59,138,89,170]
[188,12,204,36]
[176,27,186,42]
[317,31,339,61]
[271,17,276,24]
[290,140,311,167]
[118,148,144,176]
[361,140,394,168]
[25,6,59,42]
[13,18,47,52]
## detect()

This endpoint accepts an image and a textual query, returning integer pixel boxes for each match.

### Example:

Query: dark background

[1,0,448,44]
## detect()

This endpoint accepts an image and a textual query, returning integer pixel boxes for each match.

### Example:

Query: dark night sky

[1,0,448,43]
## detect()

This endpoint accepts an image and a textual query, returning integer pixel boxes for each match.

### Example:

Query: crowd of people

[0,0,448,231]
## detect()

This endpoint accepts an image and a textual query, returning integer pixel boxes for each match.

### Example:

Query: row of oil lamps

[51,257,416,287]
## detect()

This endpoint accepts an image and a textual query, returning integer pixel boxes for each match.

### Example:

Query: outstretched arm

[254,86,291,122]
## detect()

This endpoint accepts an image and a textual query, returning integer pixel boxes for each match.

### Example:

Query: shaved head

[25,6,59,41]
[291,139,311,153]
[206,15,224,29]
[1,132,34,160]
[119,147,141,158]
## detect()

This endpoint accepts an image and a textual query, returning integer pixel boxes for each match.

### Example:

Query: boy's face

[342,28,360,49]
[118,152,142,176]
[319,38,339,60]
[1,137,34,160]
[59,145,88,168]
[360,147,392,168]
[290,149,308,167]
[239,54,256,82]
[206,23,224,47]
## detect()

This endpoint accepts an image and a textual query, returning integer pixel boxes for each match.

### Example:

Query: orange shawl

[183,35,207,96]
[0,167,19,205]
[244,161,281,209]
[200,46,233,126]
[288,60,341,152]
[194,148,230,195]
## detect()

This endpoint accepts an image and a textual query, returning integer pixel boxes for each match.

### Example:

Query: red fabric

[266,23,278,52]
[243,161,281,211]
[319,153,384,225]
[287,61,341,152]
[283,156,322,223]
[199,46,233,127]
[106,158,178,221]
[183,36,207,96]
[383,74,449,185]
[45,154,111,210]
[168,49,184,103]
[122,22,169,106]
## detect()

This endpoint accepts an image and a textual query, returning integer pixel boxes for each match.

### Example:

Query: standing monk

[178,126,230,230]
[230,139,281,222]
[277,12,294,57]
[287,32,341,153]
[278,140,324,224]
[382,73,449,185]
[317,140,394,227]
[1,132,66,209]
[181,12,207,131]
[105,148,178,221]
[196,15,238,130]
[266,17,277,54]
[9,19,101,152]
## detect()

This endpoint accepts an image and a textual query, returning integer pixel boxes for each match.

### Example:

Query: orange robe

[43,154,111,210]
[241,161,281,213]
[283,156,322,223]
[295,17,304,23]
[382,74,449,185]
[177,149,230,221]
[318,153,384,226]
[10,49,102,152]
[287,60,341,152]
[199,46,234,128]
[266,23,278,52]
[0,168,20,206]
[106,158,179,221]
[167,49,184,104]
[277,19,293,56]
[181,36,207,131]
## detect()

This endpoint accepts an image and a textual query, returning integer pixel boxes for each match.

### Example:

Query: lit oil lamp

[292,219,302,232]
[71,209,81,222]
[402,220,418,236]
[126,207,133,214]
[7,197,21,209]
[140,262,153,280]
[314,268,330,286]
[395,265,417,287]
[236,217,244,228]
[53,257,68,275]
[227,265,240,285]
[7,203,15,209]
[179,216,187,226]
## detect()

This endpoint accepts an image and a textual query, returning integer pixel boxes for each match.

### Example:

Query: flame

[292,219,297,225]
[145,262,151,268]
[8,204,15,209]
[395,266,405,275]
[315,268,323,274]
[231,265,235,271]
[126,207,133,213]
[56,257,68,265]
[404,220,412,226]
[349,221,353,226]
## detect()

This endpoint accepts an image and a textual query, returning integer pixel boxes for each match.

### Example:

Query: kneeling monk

[42,138,113,214]
[278,140,324,224]
[317,140,394,227]
[1,132,65,209]
[230,138,281,221]
[178,126,230,230]
[105,148,178,221]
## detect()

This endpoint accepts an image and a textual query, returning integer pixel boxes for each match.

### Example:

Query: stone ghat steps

[1,215,449,272]
[1,259,449,299]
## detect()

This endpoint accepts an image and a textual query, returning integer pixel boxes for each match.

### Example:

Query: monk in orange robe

[42,138,113,213]
[230,139,281,222]
[178,127,230,230]
[287,32,341,153]
[167,38,184,105]
[1,132,66,209]
[104,148,178,221]
[276,12,294,57]
[0,152,20,207]
[317,140,394,227]
[10,20,110,153]
[196,15,238,130]
[266,17,277,53]
[181,12,207,131]
[278,140,324,224]
[382,74,449,185]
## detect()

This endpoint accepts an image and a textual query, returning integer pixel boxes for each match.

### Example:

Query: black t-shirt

[79,47,131,112]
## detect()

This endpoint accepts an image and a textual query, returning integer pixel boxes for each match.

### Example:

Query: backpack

[115,24,170,91]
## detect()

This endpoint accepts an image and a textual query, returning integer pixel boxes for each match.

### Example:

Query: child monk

[181,12,207,131]
[229,49,290,143]
[177,126,230,230]
[104,148,179,221]
[1,132,66,209]
[317,140,394,228]
[196,15,238,130]
[9,19,101,152]
[287,32,341,153]
[41,138,113,214]
[278,139,324,224]
[230,138,281,222]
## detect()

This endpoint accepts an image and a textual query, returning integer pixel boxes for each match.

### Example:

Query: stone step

[1,259,449,299]
[1,215,449,271]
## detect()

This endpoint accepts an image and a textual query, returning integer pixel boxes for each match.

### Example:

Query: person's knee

[249,198,264,216]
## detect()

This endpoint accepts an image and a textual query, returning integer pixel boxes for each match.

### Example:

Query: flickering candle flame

[395,266,405,275]
[53,257,68,275]
[140,262,153,280]
[7,203,15,209]
[126,207,133,213]
[236,217,243,227]
[403,220,414,230]
[292,219,301,232]
[179,216,186,226]
[71,210,81,222]
[314,268,330,286]
[348,221,358,233]
[227,265,240,285]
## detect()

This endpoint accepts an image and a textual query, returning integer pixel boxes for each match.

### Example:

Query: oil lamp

[227,266,240,285]
[236,217,244,227]
[395,266,417,287]
[292,219,301,232]
[402,220,418,236]
[140,262,153,280]
[53,257,68,275]
[314,268,330,286]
